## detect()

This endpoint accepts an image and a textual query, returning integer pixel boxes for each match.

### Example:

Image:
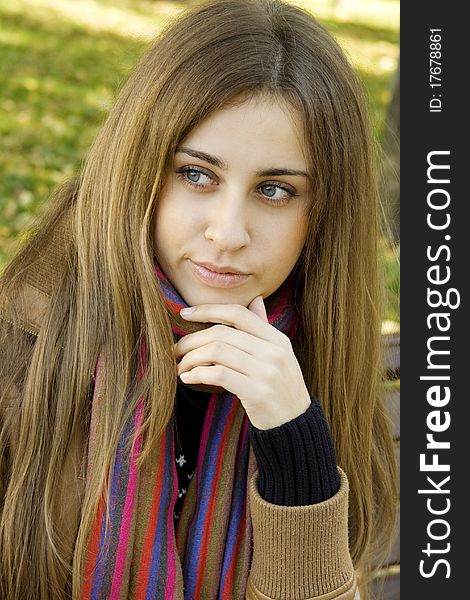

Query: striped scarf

[80,264,299,599]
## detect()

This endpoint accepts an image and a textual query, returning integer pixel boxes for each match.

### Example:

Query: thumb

[247,295,268,322]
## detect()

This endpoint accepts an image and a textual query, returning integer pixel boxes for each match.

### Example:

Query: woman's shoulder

[0,216,70,413]
[0,206,72,336]
[0,300,40,414]
[0,281,50,337]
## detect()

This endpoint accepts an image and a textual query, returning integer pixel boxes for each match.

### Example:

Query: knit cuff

[247,467,356,599]
[248,397,340,505]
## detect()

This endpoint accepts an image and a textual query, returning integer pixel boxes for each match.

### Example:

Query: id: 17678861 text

[429,29,442,113]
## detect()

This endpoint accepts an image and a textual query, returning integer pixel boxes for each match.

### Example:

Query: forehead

[180,95,307,170]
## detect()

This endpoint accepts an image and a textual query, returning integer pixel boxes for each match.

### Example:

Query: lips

[192,261,249,275]
[189,260,250,288]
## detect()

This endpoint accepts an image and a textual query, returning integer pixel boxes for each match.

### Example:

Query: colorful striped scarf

[81,264,299,599]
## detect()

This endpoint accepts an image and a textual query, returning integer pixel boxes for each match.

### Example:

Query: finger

[179,303,279,342]
[177,342,255,378]
[174,324,268,360]
[247,295,268,322]
[179,364,253,399]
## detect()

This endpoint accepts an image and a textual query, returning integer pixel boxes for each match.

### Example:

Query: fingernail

[180,307,196,316]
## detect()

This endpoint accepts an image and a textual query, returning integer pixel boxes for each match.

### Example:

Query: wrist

[251,390,311,431]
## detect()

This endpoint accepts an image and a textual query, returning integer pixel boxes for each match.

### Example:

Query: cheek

[153,198,201,255]
[292,209,309,256]
[153,199,176,256]
[275,214,308,264]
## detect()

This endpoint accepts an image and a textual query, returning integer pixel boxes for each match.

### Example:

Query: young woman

[0,0,398,598]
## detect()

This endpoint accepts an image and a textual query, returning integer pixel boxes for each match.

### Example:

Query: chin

[188,290,250,307]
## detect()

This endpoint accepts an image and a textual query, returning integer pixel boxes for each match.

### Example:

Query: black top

[173,384,209,522]
[172,383,340,528]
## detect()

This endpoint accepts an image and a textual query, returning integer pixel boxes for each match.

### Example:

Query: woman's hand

[174,296,311,430]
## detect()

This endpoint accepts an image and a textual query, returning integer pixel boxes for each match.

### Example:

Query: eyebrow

[176,146,311,180]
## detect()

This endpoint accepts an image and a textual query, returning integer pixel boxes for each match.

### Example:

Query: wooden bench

[371,332,400,599]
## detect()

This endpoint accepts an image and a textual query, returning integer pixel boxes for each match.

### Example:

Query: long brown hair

[0,0,398,597]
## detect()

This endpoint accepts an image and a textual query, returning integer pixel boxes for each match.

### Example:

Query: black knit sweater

[172,383,340,526]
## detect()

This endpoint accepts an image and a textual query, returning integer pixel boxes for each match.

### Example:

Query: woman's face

[153,94,310,307]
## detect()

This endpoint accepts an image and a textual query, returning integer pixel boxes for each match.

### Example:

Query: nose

[204,194,250,251]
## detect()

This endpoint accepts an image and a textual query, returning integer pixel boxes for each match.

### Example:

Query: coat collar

[1,207,72,336]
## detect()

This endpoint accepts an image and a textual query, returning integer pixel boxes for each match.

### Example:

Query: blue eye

[187,169,200,182]
[188,169,207,183]
[261,184,277,197]
[177,167,214,188]
[259,183,296,205]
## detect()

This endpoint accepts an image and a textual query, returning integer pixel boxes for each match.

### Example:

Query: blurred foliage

[0,0,399,323]
[380,239,400,324]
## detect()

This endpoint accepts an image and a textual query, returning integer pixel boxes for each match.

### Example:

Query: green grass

[0,0,400,326]
[0,0,148,261]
